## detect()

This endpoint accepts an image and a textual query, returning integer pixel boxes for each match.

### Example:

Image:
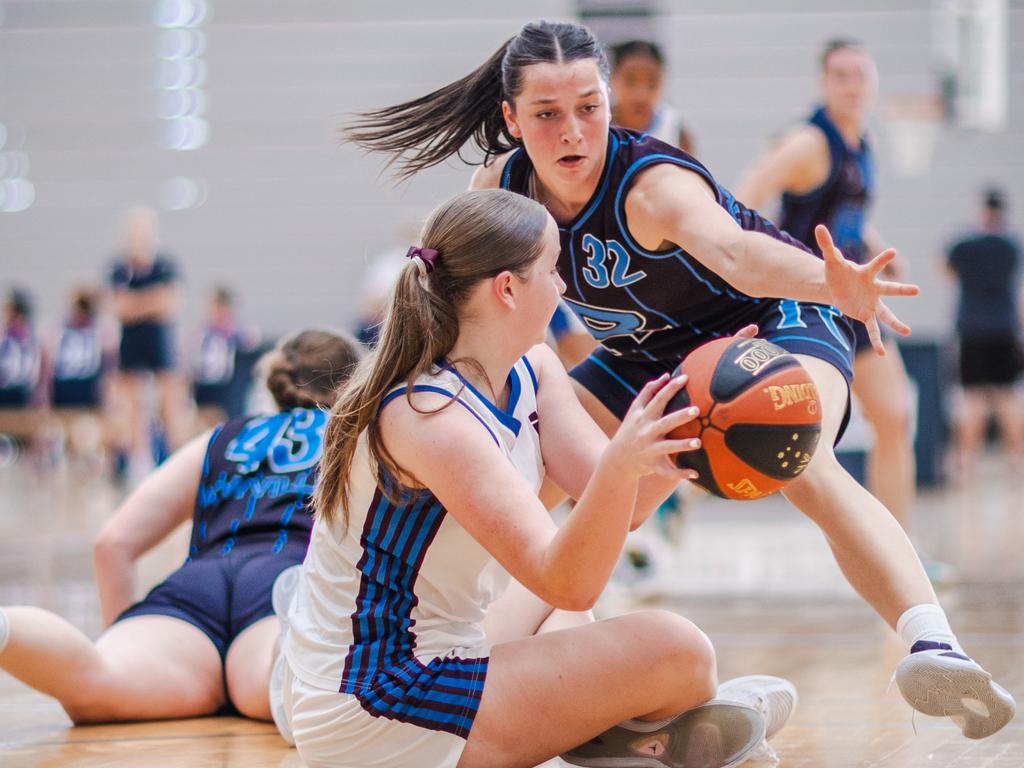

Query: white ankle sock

[896,604,962,655]
[0,607,9,654]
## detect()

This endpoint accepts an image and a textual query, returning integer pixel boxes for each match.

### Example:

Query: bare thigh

[224,616,278,720]
[851,341,913,432]
[83,615,225,721]
[459,610,716,768]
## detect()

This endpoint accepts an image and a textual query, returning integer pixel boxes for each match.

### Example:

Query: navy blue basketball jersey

[109,254,178,293]
[195,325,238,386]
[0,321,40,390]
[190,408,326,560]
[53,323,103,383]
[779,106,874,264]
[501,126,813,363]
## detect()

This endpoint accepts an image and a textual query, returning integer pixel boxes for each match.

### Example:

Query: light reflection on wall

[159,175,207,210]
[154,0,209,153]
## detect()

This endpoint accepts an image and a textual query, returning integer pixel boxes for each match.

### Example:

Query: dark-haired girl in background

[609,39,694,153]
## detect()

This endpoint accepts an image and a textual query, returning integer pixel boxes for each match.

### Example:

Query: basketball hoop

[881,93,945,178]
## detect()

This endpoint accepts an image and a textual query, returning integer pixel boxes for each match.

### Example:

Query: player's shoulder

[777,123,829,158]
[108,258,130,282]
[525,343,561,384]
[627,160,716,220]
[152,253,179,278]
[469,151,518,190]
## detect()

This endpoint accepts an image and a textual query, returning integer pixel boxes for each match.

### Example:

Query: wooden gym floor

[0,455,1021,767]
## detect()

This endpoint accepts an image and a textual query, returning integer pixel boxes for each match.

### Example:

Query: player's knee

[631,610,717,705]
[865,397,913,439]
[783,447,844,502]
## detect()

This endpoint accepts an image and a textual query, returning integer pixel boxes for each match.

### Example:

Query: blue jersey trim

[443,363,522,437]
[341,479,487,739]
[591,354,640,396]
[380,384,502,448]
[570,132,620,232]
[522,355,538,393]
[500,149,524,190]
[202,423,224,477]
[612,153,718,259]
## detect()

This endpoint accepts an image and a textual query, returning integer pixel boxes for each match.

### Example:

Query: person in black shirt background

[946,188,1023,480]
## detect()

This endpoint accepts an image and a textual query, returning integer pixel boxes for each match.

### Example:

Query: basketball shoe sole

[560,702,765,768]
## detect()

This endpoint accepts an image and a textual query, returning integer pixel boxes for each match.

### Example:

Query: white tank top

[285,356,543,691]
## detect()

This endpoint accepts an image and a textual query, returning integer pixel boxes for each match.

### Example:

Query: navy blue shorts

[0,387,31,408]
[960,336,1024,387]
[194,382,231,409]
[571,298,855,439]
[52,378,101,408]
[115,546,305,659]
[851,318,888,356]
[119,323,174,372]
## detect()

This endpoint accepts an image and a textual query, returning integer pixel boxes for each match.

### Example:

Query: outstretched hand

[815,224,919,356]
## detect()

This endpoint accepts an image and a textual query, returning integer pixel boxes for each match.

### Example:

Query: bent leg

[459,610,717,768]
[955,387,991,482]
[0,607,224,723]
[852,342,916,531]
[156,371,194,450]
[992,386,1024,463]
[782,356,936,628]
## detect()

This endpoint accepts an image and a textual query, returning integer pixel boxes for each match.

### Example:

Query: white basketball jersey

[285,356,543,691]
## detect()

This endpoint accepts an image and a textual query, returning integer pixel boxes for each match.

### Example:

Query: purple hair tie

[406,246,439,274]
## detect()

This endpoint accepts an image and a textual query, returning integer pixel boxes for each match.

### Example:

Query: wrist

[598,442,643,484]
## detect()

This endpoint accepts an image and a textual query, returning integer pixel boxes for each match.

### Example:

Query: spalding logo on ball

[666,337,822,500]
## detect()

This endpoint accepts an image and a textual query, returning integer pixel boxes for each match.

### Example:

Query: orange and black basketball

[666,337,822,500]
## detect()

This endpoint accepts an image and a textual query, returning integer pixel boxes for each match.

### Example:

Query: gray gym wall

[0,0,1021,342]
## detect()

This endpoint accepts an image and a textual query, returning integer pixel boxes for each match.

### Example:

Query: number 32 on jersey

[581,234,647,289]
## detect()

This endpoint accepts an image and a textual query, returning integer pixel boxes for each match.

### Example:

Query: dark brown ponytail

[345,20,609,179]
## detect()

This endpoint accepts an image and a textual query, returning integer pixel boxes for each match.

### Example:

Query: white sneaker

[895,641,1015,739]
[715,675,797,741]
[560,701,765,768]
[269,564,302,746]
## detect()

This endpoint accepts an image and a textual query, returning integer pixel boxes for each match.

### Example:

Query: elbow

[725,262,764,298]
[546,586,600,612]
[556,594,598,612]
[93,528,130,567]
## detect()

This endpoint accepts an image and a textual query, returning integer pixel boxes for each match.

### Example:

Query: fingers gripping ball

[666,338,822,500]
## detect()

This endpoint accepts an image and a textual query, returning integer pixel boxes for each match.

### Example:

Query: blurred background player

[108,206,191,474]
[609,39,694,153]
[945,187,1024,481]
[0,329,361,725]
[734,39,918,538]
[0,288,44,466]
[192,286,259,431]
[48,286,117,469]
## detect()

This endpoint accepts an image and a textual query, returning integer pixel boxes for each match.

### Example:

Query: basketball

[666,337,823,500]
